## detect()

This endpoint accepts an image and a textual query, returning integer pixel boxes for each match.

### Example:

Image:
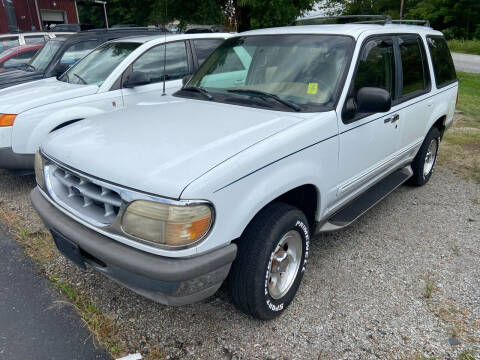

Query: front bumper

[30,187,237,305]
[0,147,34,170]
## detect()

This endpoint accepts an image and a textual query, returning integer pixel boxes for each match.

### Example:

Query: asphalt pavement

[452,52,480,73]
[0,223,111,360]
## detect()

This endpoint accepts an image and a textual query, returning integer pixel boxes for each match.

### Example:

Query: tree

[78,0,156,28]
[321,0,480,39]
[406,0,480,39]
[222,0,317,31]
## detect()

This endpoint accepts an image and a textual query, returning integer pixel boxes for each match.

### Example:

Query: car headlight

[122,200,213,247]
[34,151,45,189]
[0,114,17,127]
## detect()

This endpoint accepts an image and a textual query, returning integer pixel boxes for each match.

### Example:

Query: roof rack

[292,15,431,27]
[392,19,430,27]
[292,15,393,26]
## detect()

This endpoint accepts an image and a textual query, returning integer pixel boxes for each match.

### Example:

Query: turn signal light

[0,114,16,127]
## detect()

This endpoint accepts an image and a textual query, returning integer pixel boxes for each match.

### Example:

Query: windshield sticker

[307,83,318,95]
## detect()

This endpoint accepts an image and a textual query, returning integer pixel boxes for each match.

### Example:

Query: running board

[318,166,413,232]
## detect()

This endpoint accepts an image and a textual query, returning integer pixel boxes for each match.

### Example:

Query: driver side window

[354,38,395,97]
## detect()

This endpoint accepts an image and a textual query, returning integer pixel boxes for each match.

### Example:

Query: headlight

[34,151,45,189]
[122,200,213,247]
[0,114,17,127]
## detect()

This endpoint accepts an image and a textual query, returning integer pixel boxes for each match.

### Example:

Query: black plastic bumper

[30,187,237,305]
[0,147,34,170]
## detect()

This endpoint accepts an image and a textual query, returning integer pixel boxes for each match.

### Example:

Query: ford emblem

[70,186,81,195]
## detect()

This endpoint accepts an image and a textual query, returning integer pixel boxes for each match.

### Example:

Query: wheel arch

[238,183,320,239]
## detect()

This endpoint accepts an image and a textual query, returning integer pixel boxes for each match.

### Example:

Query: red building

[0,0,79,34]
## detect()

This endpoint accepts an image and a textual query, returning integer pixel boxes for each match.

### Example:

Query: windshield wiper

[182,86,213,100]
[227,89,301,112]
[73,73,88,85]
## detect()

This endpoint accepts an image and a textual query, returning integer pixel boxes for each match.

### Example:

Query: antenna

[162,0,167,96]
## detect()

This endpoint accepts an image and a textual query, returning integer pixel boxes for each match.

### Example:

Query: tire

[228,202,310,320]
[409,127,441,186]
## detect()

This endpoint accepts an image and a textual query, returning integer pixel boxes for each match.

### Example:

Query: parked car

[0,27,169,90]
[0,44,42,72]
[0,32,66,51]
[31,19,457,319]
[0,33,228,171]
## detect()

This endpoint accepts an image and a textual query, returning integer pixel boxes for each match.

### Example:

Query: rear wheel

[228,202,310,320]
[409,127,441,186]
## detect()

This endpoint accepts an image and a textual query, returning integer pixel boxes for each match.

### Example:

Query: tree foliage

[78,0,315,32]
[321,0,480,39]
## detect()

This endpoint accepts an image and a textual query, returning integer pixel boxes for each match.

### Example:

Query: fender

[181,122,339,254]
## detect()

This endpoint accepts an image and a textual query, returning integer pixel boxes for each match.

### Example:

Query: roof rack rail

[292,15,392,26]
[392,19,430,27]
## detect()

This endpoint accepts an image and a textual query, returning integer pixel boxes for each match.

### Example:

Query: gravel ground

[0,166,479,360]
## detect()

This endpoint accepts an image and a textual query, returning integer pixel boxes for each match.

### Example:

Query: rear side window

[24,35,46,44]
[0,37,19,51]
[193,39,223,65]
[426,36,457,88]
[398,36,430,97]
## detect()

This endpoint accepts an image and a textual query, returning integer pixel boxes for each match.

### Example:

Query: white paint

[116,353,142,360]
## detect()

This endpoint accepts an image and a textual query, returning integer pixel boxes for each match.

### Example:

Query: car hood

[0,68,43,89]
[43,99,305,198]
[0,77,98,113]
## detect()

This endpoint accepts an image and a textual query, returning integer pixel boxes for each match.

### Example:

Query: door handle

[384,114,400,123]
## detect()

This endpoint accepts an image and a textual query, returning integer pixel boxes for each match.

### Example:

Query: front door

[121,41,189,105]
[334,36,401,208]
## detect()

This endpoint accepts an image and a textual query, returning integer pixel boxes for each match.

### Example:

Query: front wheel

[228,202,310,320]
[409,127,441,186]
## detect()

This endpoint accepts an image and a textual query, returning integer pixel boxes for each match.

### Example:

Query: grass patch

[438,113,480,183]
[456,72,480,119]
[448,40,480,56]
[49,276,126,357]
[0,208,56,265]
[459,350,477,360]
[438,72,480,183]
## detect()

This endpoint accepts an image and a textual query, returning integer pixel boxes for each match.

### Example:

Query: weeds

[49,276,126,357]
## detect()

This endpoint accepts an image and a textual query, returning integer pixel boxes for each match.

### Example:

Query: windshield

[61,42,140,86]
[29,40,63,72]
[184,35,354,112]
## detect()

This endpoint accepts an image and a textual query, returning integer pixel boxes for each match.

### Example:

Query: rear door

[335,35,401,205]
[394,34,432,163]
[121,40,193,105]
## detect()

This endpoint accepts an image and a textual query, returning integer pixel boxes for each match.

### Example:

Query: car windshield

[60,42,140,86]
[184,34,354,112]
[29,40,63,72]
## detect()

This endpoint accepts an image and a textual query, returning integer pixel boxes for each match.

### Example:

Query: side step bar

[318,166,413,232]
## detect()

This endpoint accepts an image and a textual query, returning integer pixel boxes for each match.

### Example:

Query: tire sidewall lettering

[263,219,309,313]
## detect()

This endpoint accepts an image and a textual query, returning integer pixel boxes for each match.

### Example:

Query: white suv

[31,19,458,320]
[0,33,229,171]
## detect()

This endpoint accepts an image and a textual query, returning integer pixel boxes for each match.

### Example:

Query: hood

[0,68,43,89]
[43,99,305,198]
[0,77,98,113]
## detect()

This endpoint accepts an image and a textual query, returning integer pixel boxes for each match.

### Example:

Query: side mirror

[123,71,151,88]
[182,74,192,87]
[54,62,69,77]
[356,87,391,113]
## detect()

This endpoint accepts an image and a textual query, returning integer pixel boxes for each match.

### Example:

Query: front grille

[46,163,122,225]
